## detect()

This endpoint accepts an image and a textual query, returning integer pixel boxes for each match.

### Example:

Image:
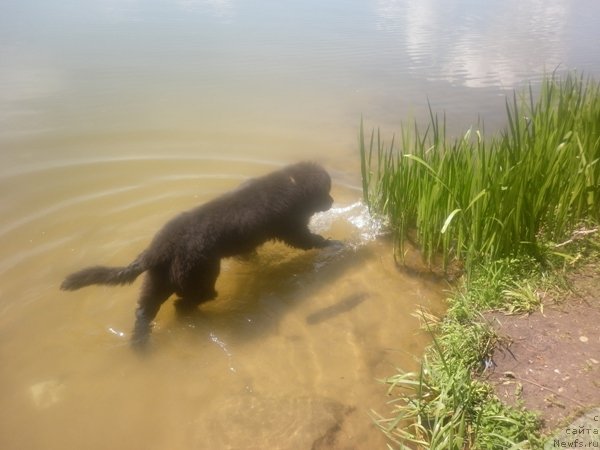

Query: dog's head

[285,162,334,213]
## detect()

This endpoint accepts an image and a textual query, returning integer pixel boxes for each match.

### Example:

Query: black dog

[61,162,335,348]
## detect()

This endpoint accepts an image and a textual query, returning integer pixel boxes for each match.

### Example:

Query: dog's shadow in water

[167,242,372,346]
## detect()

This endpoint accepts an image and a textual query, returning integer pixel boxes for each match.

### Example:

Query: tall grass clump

[360,73,600,273]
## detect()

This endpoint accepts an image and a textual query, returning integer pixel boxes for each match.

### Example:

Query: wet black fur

[61,162,335,348]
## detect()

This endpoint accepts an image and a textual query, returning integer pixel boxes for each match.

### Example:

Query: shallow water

[2,1,600,449]
[1,167,444,449]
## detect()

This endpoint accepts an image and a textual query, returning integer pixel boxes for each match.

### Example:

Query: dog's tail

[60,253,147,291]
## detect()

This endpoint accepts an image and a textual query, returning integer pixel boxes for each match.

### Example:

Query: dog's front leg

[279,227,335,250]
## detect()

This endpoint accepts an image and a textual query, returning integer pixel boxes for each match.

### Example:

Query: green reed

[360,73,600,273]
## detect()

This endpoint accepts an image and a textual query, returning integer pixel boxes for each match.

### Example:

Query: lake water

[2,1,600,449]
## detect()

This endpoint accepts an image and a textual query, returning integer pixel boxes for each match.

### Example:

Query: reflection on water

[1,0,600,448]
[2,0,600,144]
[376,0,575,88]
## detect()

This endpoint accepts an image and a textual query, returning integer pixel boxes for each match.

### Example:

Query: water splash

[209,332,236,373]
[107,327,125,338]
[310,201,387,249]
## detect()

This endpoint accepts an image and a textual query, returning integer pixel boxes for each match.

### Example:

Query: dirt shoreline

[485,262,600,434]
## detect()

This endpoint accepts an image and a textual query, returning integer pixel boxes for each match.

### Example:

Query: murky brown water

[0,152,445,449]
[2,0,600,449]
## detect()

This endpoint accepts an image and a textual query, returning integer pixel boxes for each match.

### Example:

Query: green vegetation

[361,73,600,449]
[360,73,600,274]
[371,257,547,449]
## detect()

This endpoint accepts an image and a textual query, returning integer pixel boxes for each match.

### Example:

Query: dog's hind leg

[131,268,173,350]
[174,259,220,314]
